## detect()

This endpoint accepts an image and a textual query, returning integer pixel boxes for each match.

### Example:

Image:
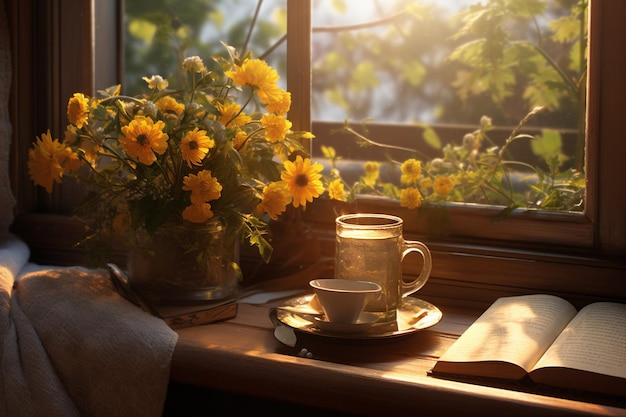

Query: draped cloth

[0,236,178,417]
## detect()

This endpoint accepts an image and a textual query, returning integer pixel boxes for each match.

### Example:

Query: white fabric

[0,235,179,417]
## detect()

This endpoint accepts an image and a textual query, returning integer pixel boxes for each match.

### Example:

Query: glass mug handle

[400,240,432,297]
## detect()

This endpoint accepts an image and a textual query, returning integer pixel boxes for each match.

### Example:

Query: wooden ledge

[169,298,626,417]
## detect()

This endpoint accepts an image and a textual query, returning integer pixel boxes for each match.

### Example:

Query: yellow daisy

[225,58,279,90]
[400,187,423,209]
[281,155,324,208]
[182,202,214,223]
[261,113,292,143]
[400,159,422,184]
[183,170,222,205]
[119,116,168,165]
[180,128,215,168]
[256,181,292,220]
[67,92,90,129]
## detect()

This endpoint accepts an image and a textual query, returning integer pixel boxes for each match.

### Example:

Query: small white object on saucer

[313,311,379,334]
[309,278,382,324]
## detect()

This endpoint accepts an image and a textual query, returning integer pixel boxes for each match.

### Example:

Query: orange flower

[119,116,168,165]
[433,176,453,196]
[182,202,214,223]
[183,170,222,205]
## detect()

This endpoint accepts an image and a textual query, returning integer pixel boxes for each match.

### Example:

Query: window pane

[123,0,288,95]
[311,0,586,213]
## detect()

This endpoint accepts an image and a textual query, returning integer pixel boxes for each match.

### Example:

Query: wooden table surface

[169,291,626,417]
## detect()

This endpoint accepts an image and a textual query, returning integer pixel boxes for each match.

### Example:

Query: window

[7,0,625,302]
[310,0,586,216]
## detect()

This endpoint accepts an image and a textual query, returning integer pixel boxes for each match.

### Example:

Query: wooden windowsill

[169,283,626,416]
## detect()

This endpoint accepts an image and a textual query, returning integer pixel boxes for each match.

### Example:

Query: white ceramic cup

[309,278,382,324]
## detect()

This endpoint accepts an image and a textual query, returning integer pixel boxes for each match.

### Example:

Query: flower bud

[183,56,206,73]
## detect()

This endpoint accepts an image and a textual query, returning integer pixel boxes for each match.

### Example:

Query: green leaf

[400,60,427,87]
[128,19,157,45]
[531,129,564,164]
[550,15,581,44]
[421,125,441,150]
[350,62,379,91]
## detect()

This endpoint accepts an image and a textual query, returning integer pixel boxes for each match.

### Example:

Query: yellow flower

[225,58,279,90]
[28,130,66,193]
[63,125,78,145]
[142,75,169,91]
[363,161,380,186]
[217,102,251,127]
[183,170,222,204]
[419,177,433,191]
[232,129,248,150]
[328,178,346,201]
[281,155,324,208]
[262,113,292,143]
[119,116,168,165]
[180,128,215,168]
[182,202,214,223]
[259,86,291,115]
[156,96,185,119]
[67,92,90,129]
[433,175,453,196]
[63,149,83,173]
[256,182,292,220]
[401,159,422,184]
[400,187,423,209]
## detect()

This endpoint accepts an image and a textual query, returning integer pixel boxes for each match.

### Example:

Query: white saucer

[313,312,379,334]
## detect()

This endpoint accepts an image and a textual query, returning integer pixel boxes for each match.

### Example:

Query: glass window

[123,0,288,95]
[310,0,586,215]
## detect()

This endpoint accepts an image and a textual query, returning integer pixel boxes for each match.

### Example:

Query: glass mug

[335,213,432,322]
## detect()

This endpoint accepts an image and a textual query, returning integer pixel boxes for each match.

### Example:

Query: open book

[431,294,626,397]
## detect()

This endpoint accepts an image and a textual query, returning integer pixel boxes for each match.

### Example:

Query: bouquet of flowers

[28,46,325,268]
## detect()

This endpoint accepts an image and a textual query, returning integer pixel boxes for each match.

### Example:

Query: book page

[531,302,626,379]
[437,295,577,373]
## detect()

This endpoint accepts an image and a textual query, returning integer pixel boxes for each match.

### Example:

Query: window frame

[7,0,625,304]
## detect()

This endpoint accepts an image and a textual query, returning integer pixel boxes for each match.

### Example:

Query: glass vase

[126,220,239,305]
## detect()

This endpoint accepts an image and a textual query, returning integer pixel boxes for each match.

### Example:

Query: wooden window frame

[7,0,625,305]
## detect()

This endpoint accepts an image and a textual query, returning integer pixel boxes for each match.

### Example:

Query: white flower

[183,56,206,73]
[142,75,169,91]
